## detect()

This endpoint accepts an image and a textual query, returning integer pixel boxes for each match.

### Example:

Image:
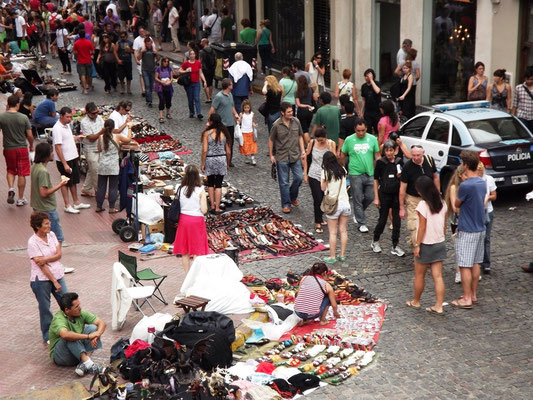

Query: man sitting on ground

[49,292,106,376]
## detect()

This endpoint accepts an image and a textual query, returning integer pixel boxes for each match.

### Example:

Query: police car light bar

[432,101,490,112]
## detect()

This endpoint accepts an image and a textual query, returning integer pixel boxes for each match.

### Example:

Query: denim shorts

[326,201,351,220]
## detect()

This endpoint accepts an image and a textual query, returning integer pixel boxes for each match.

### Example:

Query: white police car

[398,101,533,191]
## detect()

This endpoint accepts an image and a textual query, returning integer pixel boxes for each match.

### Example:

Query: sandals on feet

[159,117,165,123]
[323,257,337,264]
[450,299,473,309]
[315,225,324,234]
[166,113,172,119]
[406,301,421,310]
[426,307,445,316]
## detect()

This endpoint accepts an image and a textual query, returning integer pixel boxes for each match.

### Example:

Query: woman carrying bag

[179,49,207,119]
[172,165,209,275]
[321,151,350,264]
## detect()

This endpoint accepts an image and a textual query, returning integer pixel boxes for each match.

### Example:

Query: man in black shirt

[339,101,357,155]
[360,68,381,136]
[399,145,439,247]
[117,31,134,94]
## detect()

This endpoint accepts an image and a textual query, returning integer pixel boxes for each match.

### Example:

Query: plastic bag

[130,313,173,343]
[234,124,244,146]
[20,39,28,51]
[133,192,164,225]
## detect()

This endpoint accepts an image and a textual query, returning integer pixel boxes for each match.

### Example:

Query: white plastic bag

[133,192,164,225]
[130,313,173,343]
[234,123,244,146]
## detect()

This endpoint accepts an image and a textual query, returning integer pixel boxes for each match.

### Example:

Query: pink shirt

[27,232,64,282]
[415,200,448,244]
[378,116,400,143]
[83,21,94,36]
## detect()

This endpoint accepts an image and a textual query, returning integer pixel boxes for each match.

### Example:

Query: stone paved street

[0,54,532,399]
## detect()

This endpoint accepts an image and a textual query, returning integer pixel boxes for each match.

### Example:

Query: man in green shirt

[49,292,106,376]
[220,7,234,41]
[311,92,341,146]
[340,119,380,233]
[239,18,256,45]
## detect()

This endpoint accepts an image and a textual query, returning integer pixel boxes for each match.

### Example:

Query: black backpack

[379,156,401,194]
[200,48,216,71]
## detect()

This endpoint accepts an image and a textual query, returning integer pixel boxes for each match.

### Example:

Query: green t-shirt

[221,17,234,41]
[0,111,31,149]
[311,105,341,144]
[239,27,256,45]
[30,163,56,211]
[341,133,380,175]
[212,91,235,127]
[258,28,270,45]
[280,77,297,105]
[49,310,97,359]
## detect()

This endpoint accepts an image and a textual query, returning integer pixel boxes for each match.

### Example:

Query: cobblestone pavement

[1,52,532,399]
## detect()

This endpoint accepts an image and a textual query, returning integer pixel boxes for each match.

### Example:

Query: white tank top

[178,186,204,217]
[240,112,254,133]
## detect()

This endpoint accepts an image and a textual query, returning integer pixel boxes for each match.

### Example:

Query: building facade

[230,0,531,106]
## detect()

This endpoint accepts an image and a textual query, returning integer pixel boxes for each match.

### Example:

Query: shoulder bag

[177,71,191,86]
[167,187,182,223]
[306,139,315,172]
[313,275,328,299]
[320,177,343,215]
[203,15,218,38]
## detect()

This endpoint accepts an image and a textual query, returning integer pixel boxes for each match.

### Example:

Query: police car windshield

[465,117,532,144]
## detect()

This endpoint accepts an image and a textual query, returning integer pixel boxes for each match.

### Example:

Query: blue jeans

[481,211,494,269]
[295,296,331,320]
[53,324,102,366]
[35,115,59,127]
[45,209,64,242]
[276,159,303,208]
[267,112,280,134]
[186,82,201,116]
[30,276,68,341]
[142,70,155,104]
[349,174,374,226]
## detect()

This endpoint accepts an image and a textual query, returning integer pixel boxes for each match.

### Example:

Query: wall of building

[491,0,521,87]
[330,0,354,85]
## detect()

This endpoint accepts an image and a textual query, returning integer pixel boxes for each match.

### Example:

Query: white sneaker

[73,202,91,209]
[64,205,80,214]
[359,225,369,233]
[64,267,75,274]
[371,241,382,253]
[455,271,461,284]
[352,215,358,224]
[479,275,482,281]
[391,246,405,257]
[251,156,257,165]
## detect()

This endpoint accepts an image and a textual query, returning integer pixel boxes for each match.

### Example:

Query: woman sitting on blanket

[294,262,340,325]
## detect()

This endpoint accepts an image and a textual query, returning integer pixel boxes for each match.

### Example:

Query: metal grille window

[264,0,305,70]
[314,0,330,87]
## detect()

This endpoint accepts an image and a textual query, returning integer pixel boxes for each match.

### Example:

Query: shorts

[3,147,30,176]
[455,230,485,268]
[136,62,142,75]
[416,241,447,264]
[77,63,92,77]
[118,62,133,81]
[120,9,132,21]
[295,296,331,320]
[207,174,224,188]
[202,69,213,87]
[56,158,80,186]
[326,201,351,220]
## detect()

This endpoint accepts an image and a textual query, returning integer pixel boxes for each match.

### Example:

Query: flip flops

[451,299,473,309]
[426,307,445,316]
[406,301,421,310]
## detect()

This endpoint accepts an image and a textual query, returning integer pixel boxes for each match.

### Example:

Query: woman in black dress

[398,60,415,119]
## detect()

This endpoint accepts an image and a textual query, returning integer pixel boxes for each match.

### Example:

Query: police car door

[422,116,451,171]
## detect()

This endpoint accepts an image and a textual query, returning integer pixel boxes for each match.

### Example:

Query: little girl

[238,100,258,165]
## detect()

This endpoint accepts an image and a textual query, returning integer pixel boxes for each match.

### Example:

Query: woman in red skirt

[172,165,209,274]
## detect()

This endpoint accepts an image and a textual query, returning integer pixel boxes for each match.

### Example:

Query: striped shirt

[294,275,327,316]
[512,84,533,120]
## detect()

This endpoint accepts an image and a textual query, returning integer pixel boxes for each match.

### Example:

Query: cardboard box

[141,220,165,241]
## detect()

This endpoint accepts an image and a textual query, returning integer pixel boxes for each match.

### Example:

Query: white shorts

[136,61,142,75]
[326,201,351,220]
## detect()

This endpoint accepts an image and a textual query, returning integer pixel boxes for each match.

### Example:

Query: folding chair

[118,251,168,305]
[113,262,156,320]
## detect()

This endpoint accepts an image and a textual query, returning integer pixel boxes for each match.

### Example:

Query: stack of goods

[206,207,327,262]
[138,136,191,156]
[211,184,257,211]
[140,158,185,186]
[40,77,76,92]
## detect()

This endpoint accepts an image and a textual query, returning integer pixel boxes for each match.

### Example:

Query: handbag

[167,187,182,223]
[467,78,487,101]
[306,139,315,171]
[203,15,218,38]
[320,177,343,215]
[258,102,268,117]
[177,72,191,86]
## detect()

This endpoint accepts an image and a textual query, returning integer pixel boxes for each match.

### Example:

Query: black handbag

[306,139,315,171]
[167,187,182,223]
[177,72,191,86]
[258,102,268,117]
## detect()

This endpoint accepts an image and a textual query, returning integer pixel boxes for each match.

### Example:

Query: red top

[73,38,95,64]
[181,60,202,83]
[26,24,37,36]
[30,0,41,11]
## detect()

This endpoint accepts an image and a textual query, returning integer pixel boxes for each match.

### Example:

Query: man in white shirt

[396,39,412,67]
[15,10,27,45]
[108,101,132,138]
[203,9,222,44]
[79,102,104,197]
[52,107,90,214]
[167,1,179,53]
[133,26,155,96]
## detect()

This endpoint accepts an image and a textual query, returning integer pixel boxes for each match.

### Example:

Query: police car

[398,101,533,191]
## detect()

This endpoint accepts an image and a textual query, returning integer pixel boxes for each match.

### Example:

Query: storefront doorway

[314,0,331,87]
[519,0,533,80]
[375,0,400,89]
[430,0,477,104]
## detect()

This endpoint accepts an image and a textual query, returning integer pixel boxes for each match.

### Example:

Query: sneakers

[371,241,382,253]
[16,198,28,206]
[197,114,203,120]
[64,267,75,274]
[359,225,369,233]
[244,157,251,164]
[455,271,461,284]
[73,203,91,209]
[391,246,405,257]
[251,156,256,165]
[64,205,80,214]
[75,361,105,377]
[352,215,358,225]
[7,189,15,204]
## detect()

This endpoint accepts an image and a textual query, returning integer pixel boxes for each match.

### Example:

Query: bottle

[147,326,156,344]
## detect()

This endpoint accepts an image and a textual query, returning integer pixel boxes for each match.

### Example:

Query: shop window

[430,1,477,105]
[401,116,430,138]
[519,0,533,79]
[426,118,450,144]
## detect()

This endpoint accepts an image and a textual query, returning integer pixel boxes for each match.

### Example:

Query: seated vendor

[294,262,340,325]
[49,292,106,376]
[33,89,59,127]
[0,54,19,80]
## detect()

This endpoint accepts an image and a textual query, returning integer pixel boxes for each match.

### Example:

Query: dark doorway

[519,0,533,80]
[314,0,330,87]
[377,1,400,89]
